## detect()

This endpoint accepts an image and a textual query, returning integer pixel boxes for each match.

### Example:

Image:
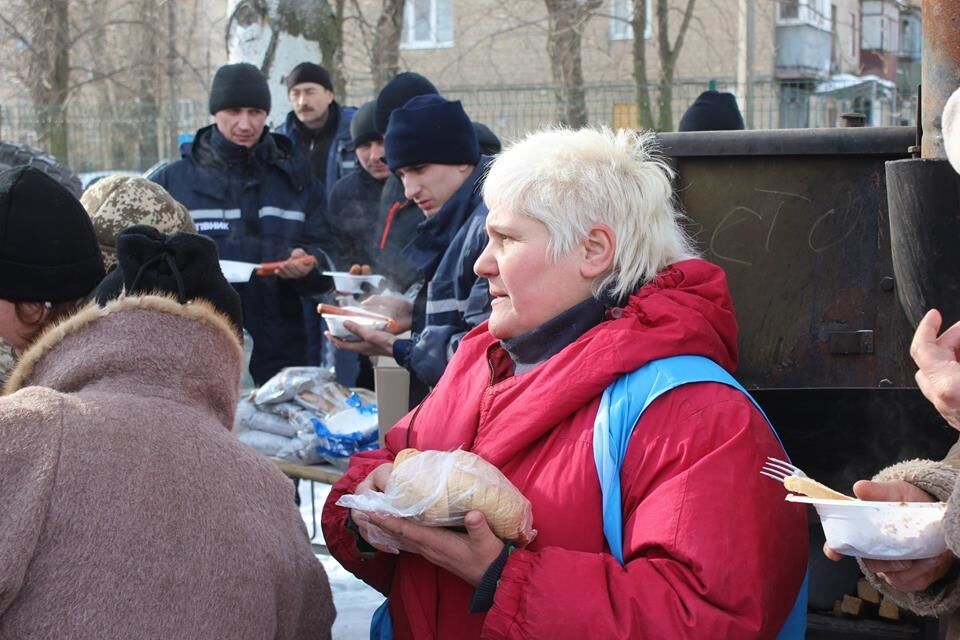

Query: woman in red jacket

[322,126,808,639]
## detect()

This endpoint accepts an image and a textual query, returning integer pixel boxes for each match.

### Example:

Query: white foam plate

[323,271,386,294]
[220,260,259,283]
[787,495,947,560]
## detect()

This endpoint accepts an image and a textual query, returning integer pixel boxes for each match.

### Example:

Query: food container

[220,260,259,283]
[323,271,386,294]
[321,307,393,341]
[787,495,947,560]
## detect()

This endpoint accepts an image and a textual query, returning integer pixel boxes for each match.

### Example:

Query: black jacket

[152,125,332,384]
[373,174,425,291]
[326,167,385,269]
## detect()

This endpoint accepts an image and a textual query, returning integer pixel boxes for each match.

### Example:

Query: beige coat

[857,439,960,637]
[0,295,334,640]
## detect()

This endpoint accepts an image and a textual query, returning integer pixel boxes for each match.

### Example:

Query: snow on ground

[299,480,385,639]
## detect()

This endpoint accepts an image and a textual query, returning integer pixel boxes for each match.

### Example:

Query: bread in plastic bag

[253,366,335,405]
[337,448,536,545]
[236,429,291,457]
[235,397,300,437]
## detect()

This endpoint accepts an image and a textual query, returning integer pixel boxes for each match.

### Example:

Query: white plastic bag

[253,367,335,405]
[236,429,292,457]
[337,448,536,546]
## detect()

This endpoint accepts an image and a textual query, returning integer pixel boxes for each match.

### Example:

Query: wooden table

[271,460,345,538]
[272,460,344,484]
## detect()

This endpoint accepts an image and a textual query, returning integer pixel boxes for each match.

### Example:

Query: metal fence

[0,78,918,174]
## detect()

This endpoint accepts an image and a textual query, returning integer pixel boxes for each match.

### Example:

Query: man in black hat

[326,101,390,271]
[371,72,440,292]
[678,90,745,132]
[275,62,356,197]
[328,95,493,405]
[151,62,333,386]
[274,62,359,374]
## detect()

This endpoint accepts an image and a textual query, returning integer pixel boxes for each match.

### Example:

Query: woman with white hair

[323,127,808,639]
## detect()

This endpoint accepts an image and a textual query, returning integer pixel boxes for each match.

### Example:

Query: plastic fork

[760,456,805,483]
[760,456,855,500]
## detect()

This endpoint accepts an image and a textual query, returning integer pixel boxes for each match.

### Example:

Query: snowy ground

[298,481,385,639]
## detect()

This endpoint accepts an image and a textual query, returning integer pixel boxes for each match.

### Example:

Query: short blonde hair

[482,126,698,301]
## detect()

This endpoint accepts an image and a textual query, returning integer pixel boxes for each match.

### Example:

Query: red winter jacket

[323,259,808,639]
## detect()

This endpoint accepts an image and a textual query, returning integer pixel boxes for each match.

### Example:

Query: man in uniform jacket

[152,62,332,385]
[275,62,356,196]
[326,100,390,270]
[328,95,492,405]
[275,62,357,370]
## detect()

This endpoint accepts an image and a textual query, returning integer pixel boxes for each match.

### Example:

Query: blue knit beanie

[384,95,480,171]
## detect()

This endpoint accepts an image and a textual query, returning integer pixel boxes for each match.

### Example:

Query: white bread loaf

[386,448,535,545]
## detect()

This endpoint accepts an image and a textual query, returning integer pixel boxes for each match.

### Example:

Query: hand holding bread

[337,448,536,546]
[388,449,535,545]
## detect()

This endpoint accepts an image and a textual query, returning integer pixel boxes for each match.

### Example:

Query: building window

[777,0,830,29]
[401,0,453,49]
[780,0,800,20]
[609,0,652,41]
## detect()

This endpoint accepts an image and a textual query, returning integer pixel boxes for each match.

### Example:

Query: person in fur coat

[823,86,960,636]
[0,226,335,639]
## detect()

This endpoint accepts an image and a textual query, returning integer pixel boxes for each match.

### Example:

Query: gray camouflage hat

[81,175,196,268]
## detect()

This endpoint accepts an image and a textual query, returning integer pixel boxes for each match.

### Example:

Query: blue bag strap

[592,354,807,639]
[370,599,393,640]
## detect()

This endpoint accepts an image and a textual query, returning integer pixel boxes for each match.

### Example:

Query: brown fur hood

[3,294,243,428]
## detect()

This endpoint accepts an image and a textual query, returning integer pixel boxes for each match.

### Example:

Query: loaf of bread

[386,448,535,545]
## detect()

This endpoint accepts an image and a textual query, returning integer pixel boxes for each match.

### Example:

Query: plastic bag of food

[285,397,380,464]
[236,429,292,457]
[337,448,536,546]
[294,381,353,415]
[253,366,334,405]
[235,397,301,437]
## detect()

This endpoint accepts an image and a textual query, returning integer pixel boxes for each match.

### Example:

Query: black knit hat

[678,90,745,132]
[350,101,381,147]
[385,95,479,171]
[284,62,334,92]
[472,122,501,155]
[208,63,271,115]
[374,72,438,134]
[92,225,243,333]
[0,166,105,302]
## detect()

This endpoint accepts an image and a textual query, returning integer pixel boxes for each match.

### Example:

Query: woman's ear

[580,224,615,279]
[16,302,49,326]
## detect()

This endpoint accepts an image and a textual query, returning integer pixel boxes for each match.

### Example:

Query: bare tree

[0,0,218,168]
[369,0,405,91]
[0,0,71,160]
[632,0,697,131]
[227,0,350,97]
[544,0,602,127]
[275,0,348,95]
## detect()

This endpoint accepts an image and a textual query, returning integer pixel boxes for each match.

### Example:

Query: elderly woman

[323,127,807,638]
[0,166,106,385]
[1,225,334,639]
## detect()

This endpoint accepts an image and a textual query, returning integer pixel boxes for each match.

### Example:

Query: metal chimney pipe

[921,0,960,158]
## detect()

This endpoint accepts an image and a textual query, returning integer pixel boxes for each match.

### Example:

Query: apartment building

[338,0,921,131]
